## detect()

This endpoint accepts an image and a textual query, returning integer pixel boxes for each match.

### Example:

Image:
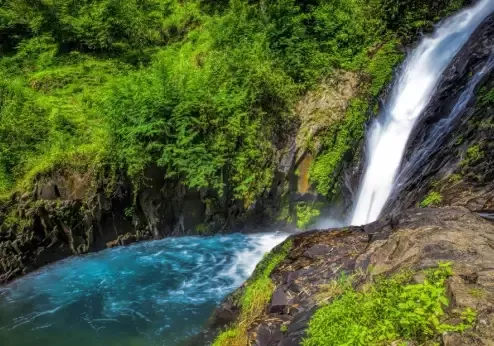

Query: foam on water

[0,232,288,346]
[351,0,494,225]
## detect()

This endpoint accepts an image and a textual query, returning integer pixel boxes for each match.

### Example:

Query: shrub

[0,0,471,203]
[304,263,475,346]
[420,191,443,208]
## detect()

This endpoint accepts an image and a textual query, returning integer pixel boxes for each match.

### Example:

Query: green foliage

[310,98,369,196]
[304,263,475,346]
[296,202,320,229]
[420,191,443,208]
[0,0,471,203]
[309,39,404,197]
[213,240,293,346]
[464,144,484,163]
[379,0,468,42]
[366,40,404,96]
[448,173,462,183]
[478,86,494,107]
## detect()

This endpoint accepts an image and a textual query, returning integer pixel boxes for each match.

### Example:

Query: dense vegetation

[0,0,467,205]
[304,263,475,346]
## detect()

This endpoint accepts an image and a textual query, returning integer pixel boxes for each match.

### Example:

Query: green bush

[420,191,443,208]
[0,0,470,202]
[304,263,475,346]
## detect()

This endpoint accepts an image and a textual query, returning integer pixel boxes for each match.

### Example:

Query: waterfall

[351,0,494,226]
[390,52,494,206]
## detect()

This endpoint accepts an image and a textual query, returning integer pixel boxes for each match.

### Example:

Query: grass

[213,240,293,346]
[304,263,476,346]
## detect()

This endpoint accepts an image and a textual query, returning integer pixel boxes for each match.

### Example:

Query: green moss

[277,200,293,224]
[296,202,321,230]
[194,223,210,235]
[448,173,462,183]
[455,135,464,146]
[468,288,485,299]
[420,191,443,208]
[2,207,33,231]
[366,40,404,97]
[478,86,494,107]
[310,98,369,197]
[213,240,293,346]
[304,263,475,346]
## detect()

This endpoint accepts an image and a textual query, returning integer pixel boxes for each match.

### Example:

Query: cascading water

[351,0,494,226]
[0,232,287,346]
[390,52,494,204]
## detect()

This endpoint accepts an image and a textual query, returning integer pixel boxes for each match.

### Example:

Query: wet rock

[210,304,239,328]
[384,14,494,217]
[255,324,283,346]
[284,269,306,284]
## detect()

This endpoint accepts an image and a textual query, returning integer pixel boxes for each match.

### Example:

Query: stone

[270,288,288,314]
[255,324,282,346]
[211,206,494,345]
[303,244,332,259]
[285,269,306,284]
[37,182,60,200]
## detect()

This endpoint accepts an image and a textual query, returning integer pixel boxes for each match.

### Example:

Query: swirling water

[351,0,494,225]
[0,232,288,346]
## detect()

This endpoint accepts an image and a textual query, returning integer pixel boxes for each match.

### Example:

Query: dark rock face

[0,143,303,284]
[384,14,494,217]
[0,182,152,284]
[212,207,494,345]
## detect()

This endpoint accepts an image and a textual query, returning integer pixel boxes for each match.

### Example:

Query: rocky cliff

[210,12,494,346]
[213,207,494,346]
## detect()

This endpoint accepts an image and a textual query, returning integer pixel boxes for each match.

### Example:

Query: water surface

[0,232,287,346]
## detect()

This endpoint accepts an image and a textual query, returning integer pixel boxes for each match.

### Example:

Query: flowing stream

[0,232,287,345]
[351,0,494,225]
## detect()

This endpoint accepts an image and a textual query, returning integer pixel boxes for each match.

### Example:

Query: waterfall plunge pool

[0,232,288,346]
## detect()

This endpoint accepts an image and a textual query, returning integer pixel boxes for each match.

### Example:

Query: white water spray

[351,0,494,226]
